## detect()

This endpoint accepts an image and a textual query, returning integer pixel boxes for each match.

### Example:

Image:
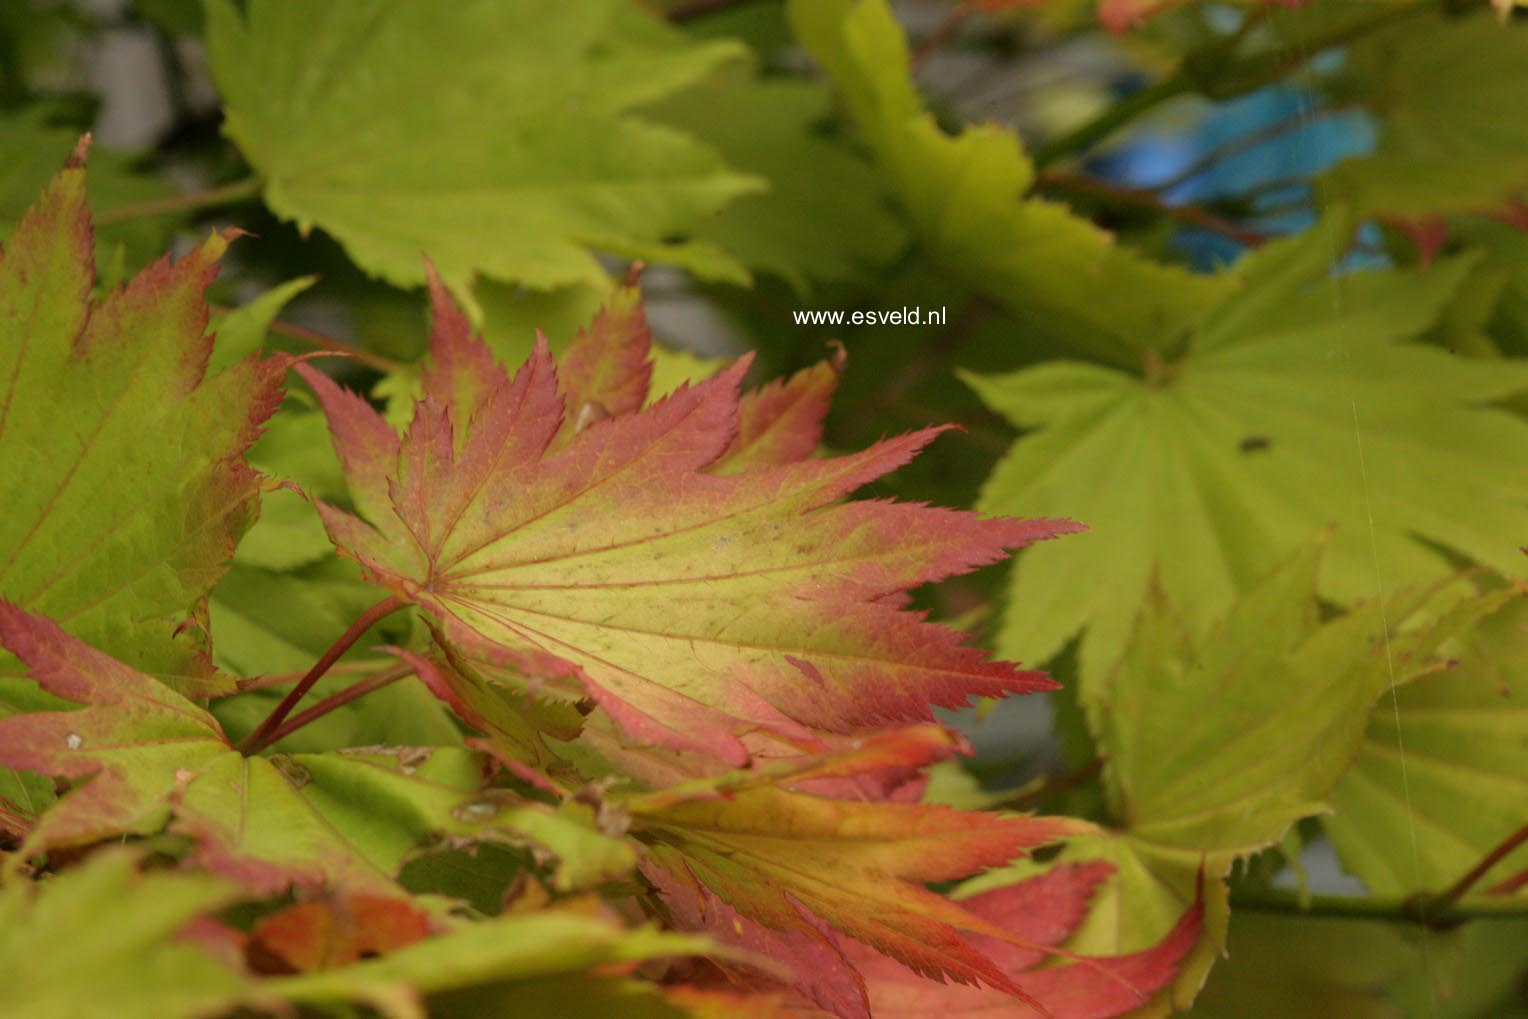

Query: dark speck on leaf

[1239,436,1272,454]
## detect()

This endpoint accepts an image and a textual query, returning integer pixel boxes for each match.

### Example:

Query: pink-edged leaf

[393,646,577,779]
[0,149,285,696]
[0,603,405,888]
[713,348,843,473]
[634,782,1085,1002]
[556,269,654,431]
[620,723,966,813]
[646,860,872,1019]
[247,894,433,974]
[0,606,603,897]
[0,602,231,847]
[827,868,1203,1019]
[302,280,1080,764]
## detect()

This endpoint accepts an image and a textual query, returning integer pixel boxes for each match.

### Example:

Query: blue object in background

[1092,82,1377,269]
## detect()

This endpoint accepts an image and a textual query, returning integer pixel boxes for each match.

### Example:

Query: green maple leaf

[970,230,1528,683]
[1326,590,1528,896]
[0,604,631,893]
[1093,545,1503,859]
[0,151,285,697]
[787,0,1230,368]
[1327,10,1528,219]
[959,549,1508,1018]
[207,275,315,376]
[0,850,249,1019]
[205,0,763,297]
[1184,912,1431,1019]
[646,69,906,293]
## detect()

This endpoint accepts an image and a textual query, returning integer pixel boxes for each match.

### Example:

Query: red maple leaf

[299,271,1080,764]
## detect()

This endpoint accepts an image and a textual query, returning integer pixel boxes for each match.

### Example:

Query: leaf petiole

[244,661,416,752]
[236,595,406,754]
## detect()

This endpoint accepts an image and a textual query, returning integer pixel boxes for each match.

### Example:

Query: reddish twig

[237,595,406,754]
[250,662,416,751]
[230,660,394,696]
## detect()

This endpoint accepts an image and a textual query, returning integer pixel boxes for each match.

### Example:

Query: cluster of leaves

[2,0,1527,1017]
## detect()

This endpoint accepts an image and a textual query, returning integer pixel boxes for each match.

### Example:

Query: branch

[1035,171,1269,247]
[212,305,405,374]
[237,595,406,754]
[94,176,262,226]
[1231,888,1528,929]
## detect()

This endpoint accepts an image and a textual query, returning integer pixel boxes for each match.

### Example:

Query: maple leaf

[248,894,432,974]
[1326,589,1528,896]
[1326,10,1528,219]
[0,850,250,1019]
[971,230,1528,685]
[0,600,232,848]
[964,551,1510,1015]
[829,864,1201,1019]
[644,68,906,293]
[204,0,761,296]
[0,146,284,696]
[0,604,631,892]
[299,271,1077,765]
[649,841,1199,1019]
[626,724,1094,1014]
[1091,545,1507,859]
